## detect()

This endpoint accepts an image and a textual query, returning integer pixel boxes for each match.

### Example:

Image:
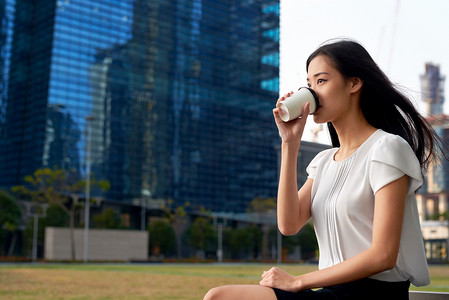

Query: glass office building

[0,0,280,212]
[0,0,14,154]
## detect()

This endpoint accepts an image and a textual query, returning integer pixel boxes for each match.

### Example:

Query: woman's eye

[317,79,326,84]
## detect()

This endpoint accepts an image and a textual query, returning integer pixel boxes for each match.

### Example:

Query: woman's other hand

[260,267,302,292]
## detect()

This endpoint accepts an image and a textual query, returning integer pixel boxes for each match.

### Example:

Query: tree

[93,208,122,229]
[248,197,277,213]
[12,167,109,260]
[0,191,22,256]
[245,225,263,260]
[42,204,70,227]
[148,220,175,257]
[224,225,262,260]
[164,201,190,259]
[297,222,318,261]
[227,227,252,259]
[247,197,276,260]
[22,204,69,258]
[184,217,216,259]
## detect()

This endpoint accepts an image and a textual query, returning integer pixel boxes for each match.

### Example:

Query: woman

[204,39,439,299]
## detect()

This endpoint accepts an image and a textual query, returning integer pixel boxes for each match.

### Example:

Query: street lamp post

[141,189,151,231]
[22,202,48,262]
[217,222,223,263]
[32,214,39,261]
[83,116,94,263]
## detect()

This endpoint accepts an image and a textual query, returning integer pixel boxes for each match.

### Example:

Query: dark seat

[409,291,449,300]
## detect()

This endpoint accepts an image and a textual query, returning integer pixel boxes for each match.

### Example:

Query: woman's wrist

[281,142,301,162]
[280,141,300,168]
[281,140,301,151]
[292,275,305,292]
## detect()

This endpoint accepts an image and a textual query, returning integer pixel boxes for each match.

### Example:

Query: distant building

[420,63,445,116]
[416,62,449,262]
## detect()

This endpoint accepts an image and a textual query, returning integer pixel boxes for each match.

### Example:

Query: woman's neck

[332,116,377,161]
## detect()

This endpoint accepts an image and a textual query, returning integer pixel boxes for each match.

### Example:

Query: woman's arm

[261,175,409,292]
[273,93,312,236]
[277,142,313,235]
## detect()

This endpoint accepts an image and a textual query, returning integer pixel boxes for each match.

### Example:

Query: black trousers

[273,278,410,300]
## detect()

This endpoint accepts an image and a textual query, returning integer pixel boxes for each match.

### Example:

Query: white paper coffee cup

[276,87,319,122]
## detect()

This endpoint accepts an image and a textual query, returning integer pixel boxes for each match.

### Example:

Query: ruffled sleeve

[369,134,423,195]
[306,149,334,179]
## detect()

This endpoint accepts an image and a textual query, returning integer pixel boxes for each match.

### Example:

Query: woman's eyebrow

[306,72,330,81]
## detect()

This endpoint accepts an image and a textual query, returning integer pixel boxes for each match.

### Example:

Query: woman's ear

[349,77,363,94]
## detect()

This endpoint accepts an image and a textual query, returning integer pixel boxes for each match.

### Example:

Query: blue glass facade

[0,0,15,136]
[0,0,280,212]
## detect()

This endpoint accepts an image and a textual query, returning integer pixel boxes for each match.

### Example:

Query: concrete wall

[45,227,148,261]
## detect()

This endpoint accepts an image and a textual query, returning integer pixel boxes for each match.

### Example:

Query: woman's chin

[312,113,326,124]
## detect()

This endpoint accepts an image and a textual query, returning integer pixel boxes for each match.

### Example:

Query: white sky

[280,0,449,144]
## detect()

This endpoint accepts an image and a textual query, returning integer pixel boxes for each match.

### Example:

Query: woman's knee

[203,285,275,300]
[203,286,227,300]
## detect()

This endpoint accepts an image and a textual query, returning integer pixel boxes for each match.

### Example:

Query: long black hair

[306,38,444,170]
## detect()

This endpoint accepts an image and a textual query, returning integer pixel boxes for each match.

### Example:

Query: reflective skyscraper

[0,0,280,212]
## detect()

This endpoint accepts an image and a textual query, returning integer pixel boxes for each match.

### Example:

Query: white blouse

[306,129,430,286]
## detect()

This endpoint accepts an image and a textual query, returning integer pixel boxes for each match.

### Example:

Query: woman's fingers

[261,267,279,278]
[276,91,294,106]
[260,268,282,287]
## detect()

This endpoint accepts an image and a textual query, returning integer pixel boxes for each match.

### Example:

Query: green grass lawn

[0,263,447,299]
